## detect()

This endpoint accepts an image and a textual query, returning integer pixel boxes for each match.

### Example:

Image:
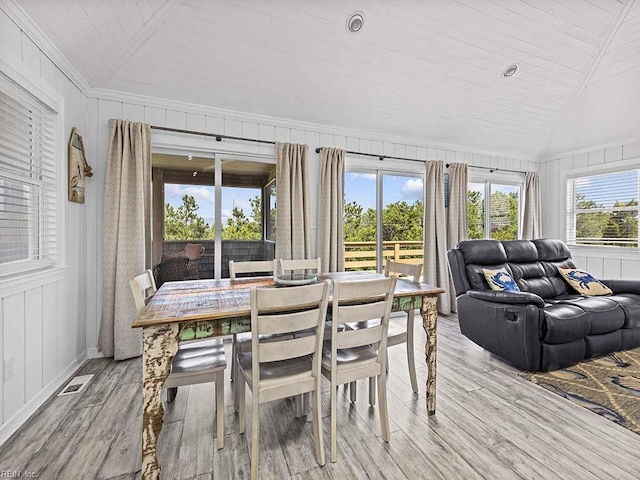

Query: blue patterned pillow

[483,268,520,292]
[558,268,612,296]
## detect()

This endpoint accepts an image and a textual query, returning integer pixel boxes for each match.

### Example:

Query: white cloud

[233,198,251,211]
[221,208,233,223]
[350,172,376,181]
[165,184,215,206]
[402,178,423,200]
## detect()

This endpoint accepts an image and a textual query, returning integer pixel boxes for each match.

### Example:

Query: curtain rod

[150,125,276,146]
[315,147,423,163]
[315,147,527,174]
[446,163,527,175]
[149,128,528,174]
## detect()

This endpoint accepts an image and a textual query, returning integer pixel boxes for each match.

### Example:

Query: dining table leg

[141,323,179,480]
[420,294,438,415]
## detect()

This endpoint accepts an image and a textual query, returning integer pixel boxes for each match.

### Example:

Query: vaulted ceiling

[18,0,640,159]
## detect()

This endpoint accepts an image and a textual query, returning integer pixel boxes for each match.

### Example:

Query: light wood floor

[2,314,640,479]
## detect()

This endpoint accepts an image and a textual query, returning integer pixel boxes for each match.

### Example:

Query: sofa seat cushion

[544,294,583,304]
[557,296,625,334]
[542,304,590,344]
[607,294,640,329]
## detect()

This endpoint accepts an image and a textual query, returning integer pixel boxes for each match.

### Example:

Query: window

[164,183,214,240]
[566,169,639,248]
[221,186,262,240]
[158,159,272,243]
[344,170,424,271]
[467,180,521,240]
[0,70,57,276]
[467,182,485,239]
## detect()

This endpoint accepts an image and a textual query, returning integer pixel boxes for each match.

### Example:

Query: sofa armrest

[467,289,545,307]
[456,293,543,370]
[600,279,640,295]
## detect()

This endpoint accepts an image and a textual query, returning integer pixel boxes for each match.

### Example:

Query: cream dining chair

[129,269,227,449]
[321,275,397,463]
[345,259,422,402]
[237,281,330,480]
[277,257,322,275]
[229,259,277,279]
[229,259,283,412]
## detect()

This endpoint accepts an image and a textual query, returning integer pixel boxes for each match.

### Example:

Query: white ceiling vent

[347,12,365,33]
[502,64,519,78]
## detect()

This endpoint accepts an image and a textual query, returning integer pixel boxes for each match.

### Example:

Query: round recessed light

[347,12,365,33]
[502,64,519,78]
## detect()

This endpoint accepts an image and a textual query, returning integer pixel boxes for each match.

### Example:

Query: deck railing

[344,241,424,271]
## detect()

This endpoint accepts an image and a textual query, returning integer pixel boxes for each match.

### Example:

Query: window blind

[566,170,639,247]
[0,70,57,275]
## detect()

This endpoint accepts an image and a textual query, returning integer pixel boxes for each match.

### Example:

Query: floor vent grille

[58,374,94,396]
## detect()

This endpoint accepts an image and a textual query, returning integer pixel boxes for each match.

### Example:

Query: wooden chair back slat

[230,260,277,279]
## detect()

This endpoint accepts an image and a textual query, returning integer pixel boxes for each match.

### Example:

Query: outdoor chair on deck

[183,243,205,279]
[152,256,189,288]
[130,269,227,449]
[161,243,205,280]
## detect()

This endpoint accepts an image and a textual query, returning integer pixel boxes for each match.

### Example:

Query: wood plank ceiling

[18,0,638,159]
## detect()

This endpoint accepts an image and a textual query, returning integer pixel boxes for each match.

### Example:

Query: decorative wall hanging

[68,127,93,203]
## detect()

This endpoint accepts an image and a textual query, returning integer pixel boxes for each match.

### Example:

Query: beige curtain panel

[446,162,468,312]
[98,120,151,360]
[275,142,311,260]
[318,147,345,272]
[424,160,452,315]
[522,171,541,239]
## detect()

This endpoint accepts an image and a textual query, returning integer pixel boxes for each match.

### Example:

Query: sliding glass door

[344,170,424,272]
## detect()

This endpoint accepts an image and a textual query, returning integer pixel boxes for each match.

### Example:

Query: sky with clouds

[345,172,424,210]
[167,172,425,226]
[165,183,260,226]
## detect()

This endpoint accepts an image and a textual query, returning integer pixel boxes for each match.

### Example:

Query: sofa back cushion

[450,238,576,299]
[502,240,538,263]
[533,239,571,262]
[458,240,508,291]
[534,240,574,297]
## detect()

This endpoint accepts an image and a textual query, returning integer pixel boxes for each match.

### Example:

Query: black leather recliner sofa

[447,239,640,371]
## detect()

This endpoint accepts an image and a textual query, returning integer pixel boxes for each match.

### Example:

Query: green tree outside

[490,191,518,240]
[575,193,638,247]
[164,194,212,240]
[165,193,269,241]
[382,200,423,241]
[221,196,262,240]
[467,189,484,239]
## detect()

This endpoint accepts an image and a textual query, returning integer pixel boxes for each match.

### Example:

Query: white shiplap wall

[540,139,640,281]
[0,6,94,443]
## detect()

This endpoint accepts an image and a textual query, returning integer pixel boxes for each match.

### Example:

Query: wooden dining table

[132,271,445,480]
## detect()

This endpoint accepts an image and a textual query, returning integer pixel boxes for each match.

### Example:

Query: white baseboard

[0,349,89,446]
[86,347,105,359]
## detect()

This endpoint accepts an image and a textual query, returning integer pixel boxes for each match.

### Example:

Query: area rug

[521,348,640,434]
